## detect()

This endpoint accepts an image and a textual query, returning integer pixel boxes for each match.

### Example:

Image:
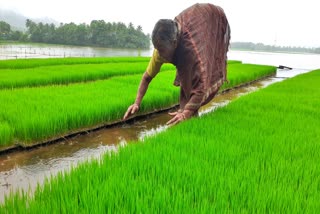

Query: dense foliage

[0,20,27,41]
[0,19,150,49]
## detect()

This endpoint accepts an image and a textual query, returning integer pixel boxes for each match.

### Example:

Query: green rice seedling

[0,57,241,70]
[221,63,276,90]
[227,60,242,65]
[0,57,151,69]
[0,62,175,89]
[0,71,179,144]
[0,121,14,146]
[0,63,275,146]
[2,69,319,213]
[0,59,241,89]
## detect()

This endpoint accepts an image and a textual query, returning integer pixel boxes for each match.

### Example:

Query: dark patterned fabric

[172,3,230,111]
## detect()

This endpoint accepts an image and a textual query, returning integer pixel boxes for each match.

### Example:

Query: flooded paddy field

[0,45,318,203]
[0,43,152,59]
[0,67,309,202]
[2,43,320,70]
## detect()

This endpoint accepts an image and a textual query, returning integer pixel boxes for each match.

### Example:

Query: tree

[10,30,24,41]
[4,18,151,49]
[90,20,107,45]
[26,19,42,42]
[0,21,11,40]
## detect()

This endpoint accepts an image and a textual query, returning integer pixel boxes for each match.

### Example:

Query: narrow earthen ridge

[0,73,275,155]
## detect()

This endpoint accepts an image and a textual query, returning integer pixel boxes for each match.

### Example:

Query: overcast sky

[1,0,319,47]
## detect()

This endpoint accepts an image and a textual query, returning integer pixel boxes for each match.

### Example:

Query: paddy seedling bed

[1,68,318,213]
[0,58,240,89]
[0,57,152,69]
[0,62,175,89]
[0,58,276,151]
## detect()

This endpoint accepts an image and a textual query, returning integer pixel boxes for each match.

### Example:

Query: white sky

[1,0,319,47]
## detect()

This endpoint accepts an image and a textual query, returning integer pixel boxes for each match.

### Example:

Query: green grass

[0,61,276,146]
[1,69,318,213]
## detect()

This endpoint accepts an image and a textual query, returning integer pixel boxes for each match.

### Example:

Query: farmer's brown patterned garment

[172,3,230,112]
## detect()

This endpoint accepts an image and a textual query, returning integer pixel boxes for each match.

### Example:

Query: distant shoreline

[1,41,319,56]
[230,42,320,55]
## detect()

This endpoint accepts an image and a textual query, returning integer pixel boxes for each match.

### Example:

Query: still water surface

[0,43,152,59]
[1,43,320,70]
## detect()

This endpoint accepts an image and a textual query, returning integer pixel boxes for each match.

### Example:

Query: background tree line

[2,19,320,53]
[0,20,150,49]
[0,20,28,41]
[231,42,320,54]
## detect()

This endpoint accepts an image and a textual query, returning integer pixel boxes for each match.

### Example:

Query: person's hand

[166,111,187,126]
[123,103,139,120]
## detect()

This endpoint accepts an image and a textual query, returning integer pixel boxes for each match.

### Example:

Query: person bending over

[123,3,231,125]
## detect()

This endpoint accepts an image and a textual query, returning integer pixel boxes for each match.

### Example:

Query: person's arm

[166,109,195,125]
[123,71,152,120]
[167,70,205,125]
[123,49,164,120]
[134,71,153,106]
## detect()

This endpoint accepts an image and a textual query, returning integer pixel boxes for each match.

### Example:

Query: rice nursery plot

[0,57,240,70]
[0,62,174,89]
[0,58,241,89]
[0,59,275,147]
[220,63,276,90]
[1,69,318,212]
[0,57,151,69]
[0,71,179,146]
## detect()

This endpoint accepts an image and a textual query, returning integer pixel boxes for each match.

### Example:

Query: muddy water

[0,68,310,203]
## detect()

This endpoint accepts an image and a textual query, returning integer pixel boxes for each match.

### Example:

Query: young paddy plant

[0,71,179,145]
[2,69,319,212]
[0,57,151,69]
[0,122,14,146]
[0,58,241,89]
[221,63,276,90]
[0,62,175,89]
[0,57,241,70]
[0,63,276,146]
